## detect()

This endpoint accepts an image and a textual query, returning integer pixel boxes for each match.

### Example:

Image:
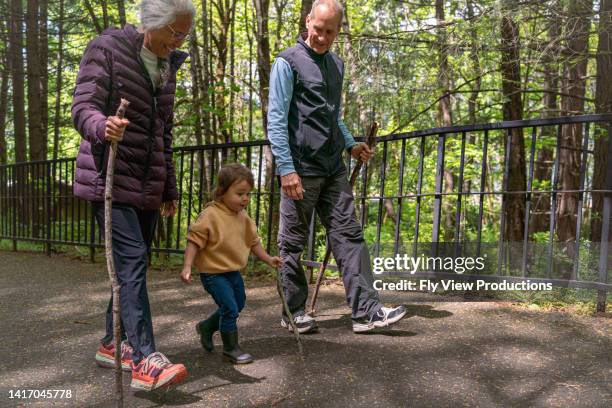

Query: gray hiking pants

[278,170,382,320]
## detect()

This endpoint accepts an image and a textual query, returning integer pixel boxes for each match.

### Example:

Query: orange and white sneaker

[130,352,188,391]
[95,341,133,371]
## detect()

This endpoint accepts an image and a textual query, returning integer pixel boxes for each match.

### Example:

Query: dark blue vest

[278,35,346,177]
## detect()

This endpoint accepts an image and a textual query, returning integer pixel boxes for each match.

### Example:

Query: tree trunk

[53,0,65,161]
[117,0,127,27]
[531,0,561,236]
[188,26,211,199]
[101,0,109,29]
[211,0,237,148]
[340,0,366,135]
[0,18,9,165]
[253,0,271,135]
[27,0,44,162]
[39,0,48,156]
[208,0,217,137]
[83,0,103,34]
[253,0,277,246]
[500,0,526,242]
[591,0,612,243]
[272,0,288,55]
[9,0,27,163]
[557,0,593,244]
[435,0,455,242]
[229,0,237,141]
[299,0,313,35]
[189,30,204,147]
[466,0,481,125]
[200,0,213,197]
[200,0,212,143]
[0,60,8,166]
[245,0,254,139]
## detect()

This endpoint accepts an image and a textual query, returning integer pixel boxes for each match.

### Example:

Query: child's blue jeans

[199,271,246,332]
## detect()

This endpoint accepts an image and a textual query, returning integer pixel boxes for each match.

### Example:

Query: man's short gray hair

[309,0,344,22]
[139,0,196,31]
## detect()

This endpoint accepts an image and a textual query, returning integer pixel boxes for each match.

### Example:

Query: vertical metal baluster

[57,161,62,242]
[360,154,368,227]
[394,138,406,256]
[1,166,4,238]
[255,146,263,226]
[52,159,57,243]
[12,166,17,250]
[64,160,69,241]
[375,141,387,258]
[573,122,590,280]
[32,163,36,241]
[186,151,195,228]
[432,133,446,258]
[4,165,8,238]
[175,151,185,250]
[210,148,216,194]
[77,180,82,244]
[26,164,30,241]
[198,149,204,212]
[548,125,562,278]
[45,162,51,253]
[246,146,252,213]
[39,163,42,243]
[497,129,513,276]
[522,127,538,276]
[246,145,252,169]
[90,200,96,263]
[71,160,75,242]
[476,130,489,258]
[454,131,467,257]
[266,156,276,253]
[414,137,425,256]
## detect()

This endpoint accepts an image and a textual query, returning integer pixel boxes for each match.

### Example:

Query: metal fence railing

[1,115,611,310]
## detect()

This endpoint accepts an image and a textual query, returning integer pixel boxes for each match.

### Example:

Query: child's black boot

[196,317,219,352]
[221,331,253,364]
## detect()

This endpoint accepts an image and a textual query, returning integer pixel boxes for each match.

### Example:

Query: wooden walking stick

[105,98,130,408]
[275,267,304,356]
[308,122,379,316]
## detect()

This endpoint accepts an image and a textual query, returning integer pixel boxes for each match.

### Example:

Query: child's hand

[266,256,283,268]
[180,266,193,284]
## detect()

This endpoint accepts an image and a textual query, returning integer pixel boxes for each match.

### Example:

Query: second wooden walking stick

[105,98,130,408]
[275,267,304,356]
[308,122,379,316]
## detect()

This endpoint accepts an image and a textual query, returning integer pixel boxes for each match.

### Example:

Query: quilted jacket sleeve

[71,36,113,145]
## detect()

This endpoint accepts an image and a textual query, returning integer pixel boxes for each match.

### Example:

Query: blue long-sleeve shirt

[267,57,357,176]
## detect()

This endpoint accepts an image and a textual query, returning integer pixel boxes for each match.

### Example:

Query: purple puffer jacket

[72,24,188,210]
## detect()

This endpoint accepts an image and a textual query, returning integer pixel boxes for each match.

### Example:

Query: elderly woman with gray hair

[72,0,194,391]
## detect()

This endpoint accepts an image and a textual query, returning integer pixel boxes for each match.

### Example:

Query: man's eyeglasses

[166,24,190,41]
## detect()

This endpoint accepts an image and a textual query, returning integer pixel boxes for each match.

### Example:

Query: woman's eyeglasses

[166,24,190,41]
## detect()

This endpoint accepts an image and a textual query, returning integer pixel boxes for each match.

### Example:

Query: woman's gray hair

[139,0,196,31]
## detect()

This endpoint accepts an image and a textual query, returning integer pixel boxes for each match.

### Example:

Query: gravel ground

[0,250,610,408]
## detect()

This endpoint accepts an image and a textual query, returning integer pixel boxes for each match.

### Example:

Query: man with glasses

[72,0,194,392]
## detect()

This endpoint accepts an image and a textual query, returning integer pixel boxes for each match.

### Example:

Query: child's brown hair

[214,163,255,200]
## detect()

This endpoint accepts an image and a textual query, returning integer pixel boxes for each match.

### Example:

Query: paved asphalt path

[0,250,610,407]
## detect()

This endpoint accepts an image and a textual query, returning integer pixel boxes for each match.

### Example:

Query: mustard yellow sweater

[186,201,260,273]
